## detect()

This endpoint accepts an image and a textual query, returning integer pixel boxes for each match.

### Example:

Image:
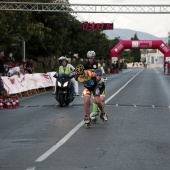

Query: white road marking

[35,121,84,162]
[134,104,137,107]
[26,167,36,170]
[35,69,144,162]
[152,105,155,108]
[105,69,143,103]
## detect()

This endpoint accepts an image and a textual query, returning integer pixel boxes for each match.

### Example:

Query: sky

[69,0,170,37]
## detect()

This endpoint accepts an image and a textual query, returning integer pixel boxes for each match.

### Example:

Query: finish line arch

[110,40,170,72]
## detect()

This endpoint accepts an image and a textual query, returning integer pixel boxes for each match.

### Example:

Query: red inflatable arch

[110,40,170,72]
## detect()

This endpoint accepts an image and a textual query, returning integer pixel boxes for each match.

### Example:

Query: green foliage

[130,33,141,62]
[0,4,121,69]
[123,63,127,69]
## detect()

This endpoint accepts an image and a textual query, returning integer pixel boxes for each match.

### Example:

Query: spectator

[120,62,124,71]
[102,61,106,68]
[7,63,25,77]
[0,52,5,76]
[25,58,35,74]
[0,76,4,95]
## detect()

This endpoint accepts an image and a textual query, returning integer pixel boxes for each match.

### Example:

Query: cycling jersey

[77,70,105,97]
[77,70,97,91]
[83,61,100,71]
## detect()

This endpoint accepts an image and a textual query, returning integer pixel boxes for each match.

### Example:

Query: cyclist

[52,56,79,96]
[75,64,107,127]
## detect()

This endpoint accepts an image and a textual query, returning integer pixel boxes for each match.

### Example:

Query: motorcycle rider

[52,56,79,96]
[75,64,107,127]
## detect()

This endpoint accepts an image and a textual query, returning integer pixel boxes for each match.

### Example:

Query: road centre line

[35,69,144,162]
[105,69,143,103]
[26,167,36,170]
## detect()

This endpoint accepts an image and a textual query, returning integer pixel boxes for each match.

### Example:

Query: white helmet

[59,56,68,62]
[87,51,96,58]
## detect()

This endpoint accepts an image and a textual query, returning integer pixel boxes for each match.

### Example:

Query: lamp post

[22,40,25,61]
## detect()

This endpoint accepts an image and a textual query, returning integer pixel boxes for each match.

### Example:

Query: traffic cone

[0,96,3,109]
[15,96,19,107]
[6,98,11,109]
[12,98,16,109]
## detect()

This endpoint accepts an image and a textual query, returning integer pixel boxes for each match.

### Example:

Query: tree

[130,33,141,62]
[0,1,118,71]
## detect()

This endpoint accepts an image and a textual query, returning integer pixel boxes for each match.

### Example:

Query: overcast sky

[69,0,170,37]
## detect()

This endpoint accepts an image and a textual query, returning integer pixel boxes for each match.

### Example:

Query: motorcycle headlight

[63,82,68,87]
[57,82,61,87]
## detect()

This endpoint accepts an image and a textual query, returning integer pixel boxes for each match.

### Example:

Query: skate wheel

[85,123,90,129]
[104,120,108,125]
[92,118,97,124]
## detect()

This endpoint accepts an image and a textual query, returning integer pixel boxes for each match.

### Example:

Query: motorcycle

[53,73,75,107]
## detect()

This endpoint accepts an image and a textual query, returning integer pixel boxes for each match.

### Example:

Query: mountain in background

[103,28,168,43]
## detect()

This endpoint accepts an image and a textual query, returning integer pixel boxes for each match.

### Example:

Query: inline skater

[91,68,107,123]
[83,51,102,72]
[83,51,107,117]
[75,64,107,128]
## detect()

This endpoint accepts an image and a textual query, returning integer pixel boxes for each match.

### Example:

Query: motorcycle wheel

[65,101,69,106]
[59,94,64,107]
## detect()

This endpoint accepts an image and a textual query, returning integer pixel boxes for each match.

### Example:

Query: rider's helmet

[59,56,68,64]
[87,51,96,58]
[95,69,102,75]
[75,64,85,75]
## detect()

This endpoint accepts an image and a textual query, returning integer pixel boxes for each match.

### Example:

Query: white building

[141,49,164,64]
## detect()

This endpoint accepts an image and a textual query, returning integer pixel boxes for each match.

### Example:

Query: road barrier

[0,72,56,109]
[1,72,56,95]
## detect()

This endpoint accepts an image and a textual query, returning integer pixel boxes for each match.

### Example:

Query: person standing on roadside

[0,52,5,76]
[7,63,25,78]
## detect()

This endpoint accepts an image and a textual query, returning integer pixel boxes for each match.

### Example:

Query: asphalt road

[0,67,170,170]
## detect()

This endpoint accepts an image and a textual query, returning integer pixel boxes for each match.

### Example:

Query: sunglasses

[96,75,102,76]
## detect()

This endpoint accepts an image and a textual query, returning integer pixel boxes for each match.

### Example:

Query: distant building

[141,49,164,64]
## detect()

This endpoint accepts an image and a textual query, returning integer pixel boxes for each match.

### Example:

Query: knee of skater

[94,101,100,105]
[84,100,90,105]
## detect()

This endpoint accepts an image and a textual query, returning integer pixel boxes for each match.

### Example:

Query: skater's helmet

[87,51,96,58]
[95,69,102,75]
[75,64,85,75]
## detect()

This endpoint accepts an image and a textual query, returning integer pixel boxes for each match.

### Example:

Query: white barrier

[1,72,56,95]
